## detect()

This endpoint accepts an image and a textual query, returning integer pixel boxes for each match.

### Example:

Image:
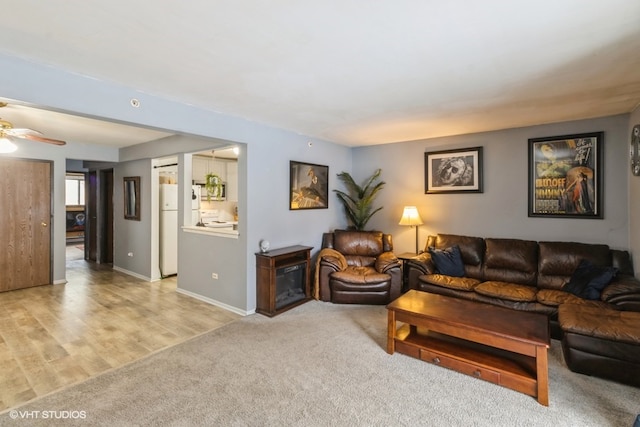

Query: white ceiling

[1,0,639,148]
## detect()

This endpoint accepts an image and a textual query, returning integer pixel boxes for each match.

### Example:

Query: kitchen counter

[182,224,239,239]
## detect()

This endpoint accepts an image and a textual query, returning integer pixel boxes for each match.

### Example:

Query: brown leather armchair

[317,230,401,304]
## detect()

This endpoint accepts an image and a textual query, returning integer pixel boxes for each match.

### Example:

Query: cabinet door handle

[432,357,440,364]
[41,222,48,227]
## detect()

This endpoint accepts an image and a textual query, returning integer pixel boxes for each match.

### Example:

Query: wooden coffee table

[387,290,550,405]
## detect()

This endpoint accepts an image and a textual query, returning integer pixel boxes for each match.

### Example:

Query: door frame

[86,168,114,264]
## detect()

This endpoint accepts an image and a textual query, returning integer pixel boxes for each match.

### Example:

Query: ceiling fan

[0,102,66,153]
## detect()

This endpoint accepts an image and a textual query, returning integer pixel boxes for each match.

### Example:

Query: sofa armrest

[405,253,435,273]
[601,274,640,310]
[316,249,348,301]
[320,254,347,272]
[406,252,435,276]
[376,252,401,273]
[402,253,435,290]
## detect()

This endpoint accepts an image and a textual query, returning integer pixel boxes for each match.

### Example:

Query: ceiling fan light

[0,136,18,153]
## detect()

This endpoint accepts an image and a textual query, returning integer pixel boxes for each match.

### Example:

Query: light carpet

[1,300,639,426]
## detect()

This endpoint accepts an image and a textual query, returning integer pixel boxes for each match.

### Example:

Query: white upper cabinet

[193,156,227,183]
[193,156,209,183]
[226,161,238,202]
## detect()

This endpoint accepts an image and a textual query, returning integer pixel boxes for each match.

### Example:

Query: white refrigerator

[159,184,200,276]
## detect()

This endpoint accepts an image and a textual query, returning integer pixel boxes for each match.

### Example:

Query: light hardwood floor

[0,245,240,411]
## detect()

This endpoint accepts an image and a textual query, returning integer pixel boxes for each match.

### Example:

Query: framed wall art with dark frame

[289,161,329,210]
[528,131,603,219]
[424,146,483,194]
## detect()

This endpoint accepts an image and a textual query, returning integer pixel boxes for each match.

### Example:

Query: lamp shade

[0,136,17,154]
[399,206,423,226]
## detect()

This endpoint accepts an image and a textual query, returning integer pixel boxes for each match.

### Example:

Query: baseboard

[112,266,152,282]
[176,287,252,316]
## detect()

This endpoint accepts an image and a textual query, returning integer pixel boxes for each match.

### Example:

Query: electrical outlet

[211,273,218,279]
[127,252,134,257]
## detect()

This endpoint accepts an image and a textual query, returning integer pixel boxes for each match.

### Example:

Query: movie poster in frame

[528,132,603,219]
[289,161,329,210]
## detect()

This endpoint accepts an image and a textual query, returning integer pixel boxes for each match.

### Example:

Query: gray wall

[113,158,154,279]
[354,114,631,253]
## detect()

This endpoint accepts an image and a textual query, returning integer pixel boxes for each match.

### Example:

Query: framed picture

[290,161,329,210]
[528,132,603,219]
[424,146,483,194]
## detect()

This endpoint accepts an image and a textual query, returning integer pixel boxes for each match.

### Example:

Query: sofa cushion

[474,281,537,302]
[428,245,465,277]
[419,274,480,291]
[536,289,591,306]
[332,266,389,285]
[563,259,618,300]
[483,238,538,285]
[537,241,611,289]
[559,303,640,345]
[333,230,383,257]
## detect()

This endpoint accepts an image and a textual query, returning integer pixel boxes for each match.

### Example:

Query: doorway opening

[65,170,87,262]
[65,163,114,265]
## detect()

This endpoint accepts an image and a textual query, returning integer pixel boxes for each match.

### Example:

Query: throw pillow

[428,245,465,277]
[563,259,618,300]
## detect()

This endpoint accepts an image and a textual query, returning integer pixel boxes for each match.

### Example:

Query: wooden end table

[387,290,550,405]
[395,252,419,292]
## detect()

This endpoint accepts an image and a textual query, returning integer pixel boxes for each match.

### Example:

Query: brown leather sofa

[317,230,401,304]
[405,233,640,386]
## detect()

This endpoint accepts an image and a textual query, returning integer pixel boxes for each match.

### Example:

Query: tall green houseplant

[334,168,385,230]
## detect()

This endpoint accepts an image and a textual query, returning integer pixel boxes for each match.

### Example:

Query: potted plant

[333,168,385,230]
[205,172,223,201]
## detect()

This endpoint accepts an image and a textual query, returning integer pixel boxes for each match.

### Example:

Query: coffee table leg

[387,310,396,354]
[536,345,549,406]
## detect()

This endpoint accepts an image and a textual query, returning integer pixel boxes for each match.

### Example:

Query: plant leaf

[333,169,385,230]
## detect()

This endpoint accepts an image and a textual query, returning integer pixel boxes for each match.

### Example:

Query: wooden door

[0,157,52,292]
[100,169,114,263]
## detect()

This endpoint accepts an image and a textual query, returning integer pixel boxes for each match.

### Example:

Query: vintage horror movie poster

[530,133,601,217]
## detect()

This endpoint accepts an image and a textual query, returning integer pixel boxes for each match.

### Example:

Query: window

[66,173,85,206]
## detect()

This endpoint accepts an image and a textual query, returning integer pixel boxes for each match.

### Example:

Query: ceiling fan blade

[14,133,66,146]
[5,127,44,136]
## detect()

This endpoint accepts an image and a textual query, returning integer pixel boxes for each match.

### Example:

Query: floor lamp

[399,206,423,254]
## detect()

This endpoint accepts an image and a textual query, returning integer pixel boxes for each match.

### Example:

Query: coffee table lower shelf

[394,325,539,400]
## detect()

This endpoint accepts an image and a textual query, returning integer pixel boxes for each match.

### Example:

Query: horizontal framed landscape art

[424,146,483,194]
[289,161,329,210]
[528,132,603,219]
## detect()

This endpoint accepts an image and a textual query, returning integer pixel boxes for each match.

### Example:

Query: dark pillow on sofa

[563,259,618,300]
[428,245,465,277]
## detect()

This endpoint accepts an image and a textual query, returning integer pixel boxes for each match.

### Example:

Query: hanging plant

[333,168,385,230]
[205,173,223,201]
